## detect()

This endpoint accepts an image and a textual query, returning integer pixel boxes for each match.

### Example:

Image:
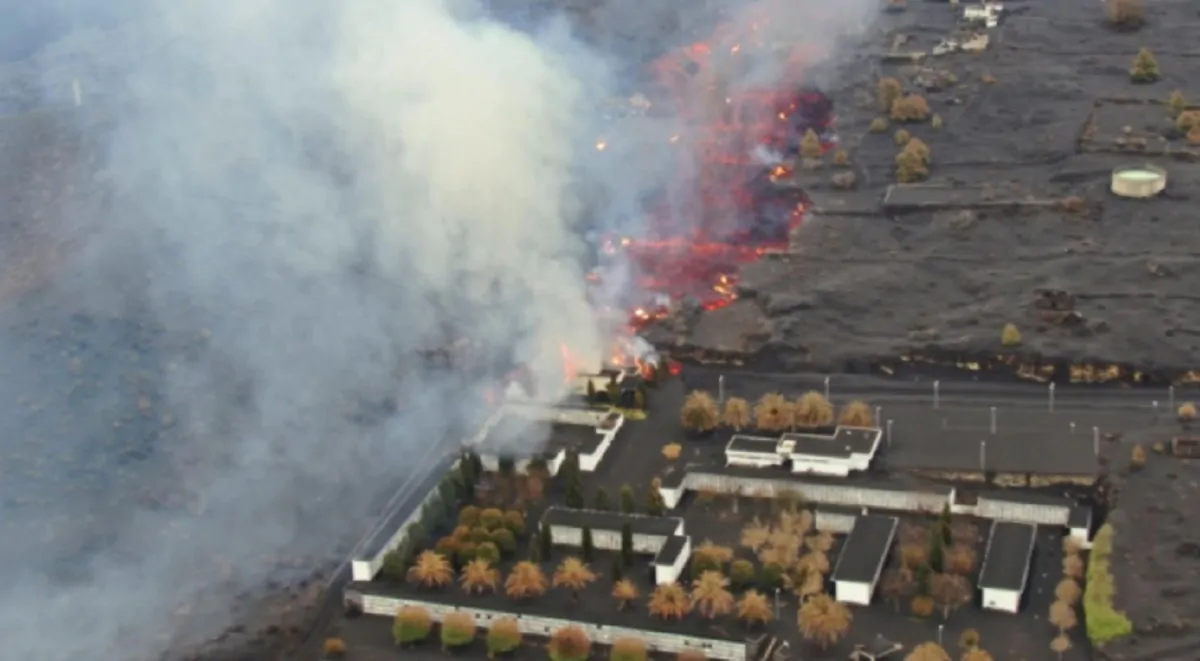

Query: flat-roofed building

[832,514,899,605]
[978,521,1037,613]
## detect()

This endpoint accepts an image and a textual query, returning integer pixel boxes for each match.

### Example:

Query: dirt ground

[650,0,1200,378]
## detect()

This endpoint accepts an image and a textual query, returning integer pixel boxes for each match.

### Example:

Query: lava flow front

[589,0,836,332]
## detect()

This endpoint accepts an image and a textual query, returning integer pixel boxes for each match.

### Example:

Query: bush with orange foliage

[548,626,591,661]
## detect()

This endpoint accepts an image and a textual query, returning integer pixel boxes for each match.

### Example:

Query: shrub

[981,73,996,85]
[800,129,823,159]
[1178,111,1200,133]
[910,594,935,618]
[895,139,930,183]
[394,606,433,646]
[1168,90,1187,118]
[894,129,911,145]
[1189,126,1200,145]
[1106,0,1145,30]
[548,626,591,661]
[931,114,943,129]
[1001,323,1022,347]
[1130,444,1146,469]
[1130,48,1160,83]
[611,637,649,661]
[480,507,504,530]
[832,150,849,166]
[459,505,481,527]
[759,563,783,589]
[476,541,501,566]
[487,617,522,656]
[1180,402,1197,420]
[890,95,930,122]
[441,611,477,649]
[662,443,682,460]
[680,390,720,432]
[877,77,903,111]
[832,171,857,189]
[838,400,874,427]
[869,117,889,133]
[1084,524,1133,644]
[503,509,526,536]
[490,528,517,554]
[322,637,347,658]
[730,559,757,589]
[795,391,834,428]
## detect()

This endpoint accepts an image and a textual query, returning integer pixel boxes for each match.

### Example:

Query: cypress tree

[565,476,585,509]
[620,523,634,567]
[594,488,611,511]
[539,523,553,562]
[646,479,666,516]
[939,504,953,546]
[611,555,624,582]
[928,527,945,573]
[619,485,635,514]
[581,526,595,562]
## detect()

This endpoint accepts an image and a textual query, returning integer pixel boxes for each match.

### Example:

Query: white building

[724,426,883,477]
[471,405,625,475]
[832,514,899,606]
[978,521,1037,613]
[540,506,691,585]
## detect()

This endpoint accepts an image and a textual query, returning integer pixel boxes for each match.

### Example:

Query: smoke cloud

[0,0,881,659]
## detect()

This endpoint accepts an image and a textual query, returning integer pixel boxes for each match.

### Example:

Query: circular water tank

[1111,164,1167,198]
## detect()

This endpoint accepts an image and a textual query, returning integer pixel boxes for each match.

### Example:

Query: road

[682,366,1199,411]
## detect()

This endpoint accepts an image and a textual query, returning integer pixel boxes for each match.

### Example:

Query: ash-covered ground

[647,0,1200,378]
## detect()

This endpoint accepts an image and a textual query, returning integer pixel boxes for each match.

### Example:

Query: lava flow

[590,0,836,332]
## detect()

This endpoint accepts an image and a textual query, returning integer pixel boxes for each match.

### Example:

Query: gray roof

[727,434,780,454]
[978,521,1037,591]
[783,427,880,458]
[477,414,606,457]
[653,535,689,566]
[832,515,898,584]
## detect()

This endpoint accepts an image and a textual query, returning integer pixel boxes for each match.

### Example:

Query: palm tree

[612,579,640,611]
[736,590,773,628]
[837,400,874,426]
[681,391,720,432]
[904,642,950,661]
[690,570,735,618]
[794,391,834,428]
[459,558,498,594]
[805,531,835,553]
[723,397,751,430]
[754,393,793,431]
[406,551,454,589]
[648,583,692,620]
[694,541,735,564]
[797,593,852,649]
[552,557,597,602]
[795,569,824,601]
[740,518,771,552]
[798,551,830,575]
[504,561,547,600]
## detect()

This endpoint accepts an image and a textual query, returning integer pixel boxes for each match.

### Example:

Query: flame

[595,140,607,151]
[559,343,578,384]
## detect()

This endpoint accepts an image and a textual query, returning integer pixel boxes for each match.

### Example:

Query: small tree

[832,150,849,166]
[394,605,433,646]
[760,563,784,590]
[838,400,874,427]
[548,626,591,661]
[1168,90,1188,118]
[565,475,585,509]
[878,77,902,111]
[800,129,823,160]
[1062,553,1084,580]
[619,485,636,514]
[928,527,946,573]
[723,397,751,430]
[441,611,477,649]
[894,128,911,146]
[691,570,736,618]
[1055,578,1082,605]
[1106,0,1145,30]
[797,593,852,649]
[891,95,930,122]
[895,139,930,183]
[681,391,720,433]
[1130,48,1160,83]
[1001,323,1022,346]
[1050,634,1072,660]
[730,559,756,589]
[621,523,635,566]
[880,567,913,611]
[459,505,482,527]
[662,443,683,460]
[945,545,976,575]
[611,637,648,661]
[794,391,834,428]
[646,478,667,516]
[736,590,774,627]
[613,579,640,610]
[407,551,454,589]
[460,558,499,594]
[1049,600,1078,634]
[487,617,522,656]
[490,528,517,555]
[958,629,980,650]
[930,573,972,619]
[869,117,889,133]
[931,114,943,129]
[553,557,598,602]
[581,527,595,561]
[594,488,611,511]
[754,393,794,431]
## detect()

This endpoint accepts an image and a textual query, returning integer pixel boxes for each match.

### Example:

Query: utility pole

[1170,385,1176,413]
[980,440,987,472]
[823,376,830,401]
[1070,422,1076,434]
[874,406,882,427]
[1093,427,1100,456]
[933,380,940,409]
[886,419,893,447]
[990,406,997,434]
[1048,382,1055,412]
[718,375,725,406]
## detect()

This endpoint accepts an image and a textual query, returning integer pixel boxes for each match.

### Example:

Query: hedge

[1084,523,1133,645]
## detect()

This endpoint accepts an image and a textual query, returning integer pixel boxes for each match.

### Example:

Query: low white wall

[834,580,871,606]
[682,472,952,514]
[976,497,1069,526]
[726,453,784,468]
[550,526,675,555]
[981,587,1021,614]
[352,458,462,582]
[791,457,851,477]
[815,511,857,534]
[655,537,692,585]
[505,403,611,427]
[353,593,747,661]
